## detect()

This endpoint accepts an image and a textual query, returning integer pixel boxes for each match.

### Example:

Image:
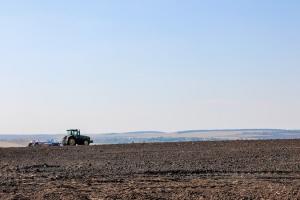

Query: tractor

[62,129,93,146]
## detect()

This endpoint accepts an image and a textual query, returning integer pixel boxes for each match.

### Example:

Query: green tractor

[62,129,93,146]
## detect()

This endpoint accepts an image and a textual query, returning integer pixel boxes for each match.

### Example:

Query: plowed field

[1,140,300,199]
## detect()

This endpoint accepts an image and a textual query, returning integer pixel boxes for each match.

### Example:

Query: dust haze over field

[0,141,24,148]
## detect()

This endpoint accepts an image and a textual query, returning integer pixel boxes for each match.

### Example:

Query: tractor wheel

[68,138,76,146]
[83,140,89,146]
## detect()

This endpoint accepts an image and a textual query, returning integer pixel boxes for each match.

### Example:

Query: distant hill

[90,129,300,144]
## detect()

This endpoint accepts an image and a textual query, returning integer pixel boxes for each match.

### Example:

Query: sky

[0,0,299,134]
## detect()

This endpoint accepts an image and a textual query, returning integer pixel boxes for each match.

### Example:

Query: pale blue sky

[0,0,299,133]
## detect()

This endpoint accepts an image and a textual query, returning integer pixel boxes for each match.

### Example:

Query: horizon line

[0,128,299,135]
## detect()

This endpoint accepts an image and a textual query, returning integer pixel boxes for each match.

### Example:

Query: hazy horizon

[1,1,299,134]
[0,128,299,136]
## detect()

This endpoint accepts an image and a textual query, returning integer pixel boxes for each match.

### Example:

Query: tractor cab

[67,129,81,137]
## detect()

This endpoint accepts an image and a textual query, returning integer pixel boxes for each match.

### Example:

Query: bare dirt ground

[1,140,300,200]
